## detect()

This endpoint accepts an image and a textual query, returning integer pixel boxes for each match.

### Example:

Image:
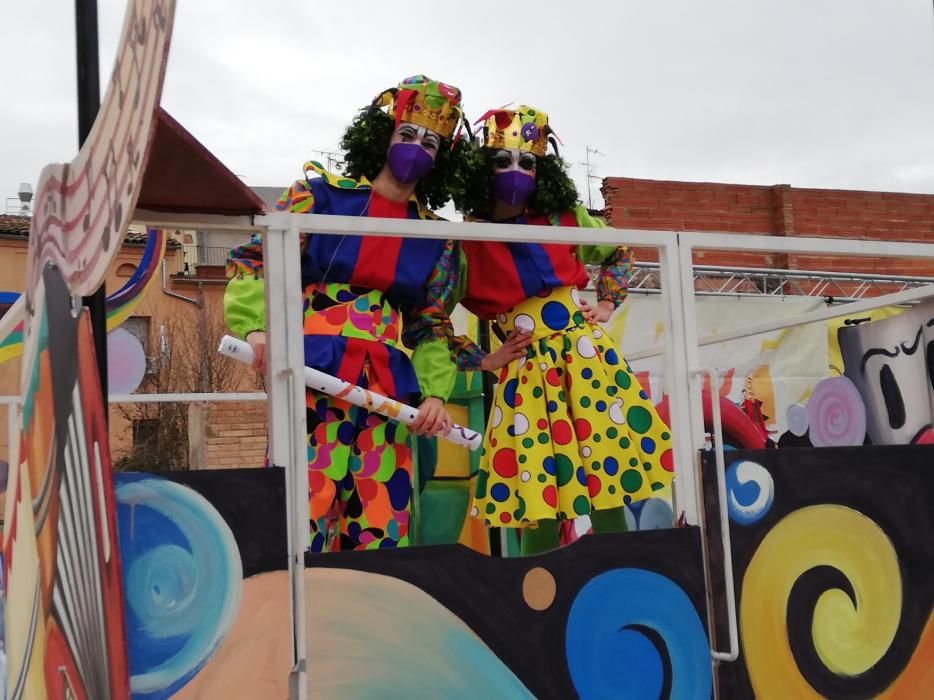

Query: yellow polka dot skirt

[471,287,674,527]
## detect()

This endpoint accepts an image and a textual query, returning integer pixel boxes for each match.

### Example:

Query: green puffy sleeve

[411,337,457,401]
[224,179,317,339]
[224,234,266,339]
[572,205,634,308]
[574,205,615,264]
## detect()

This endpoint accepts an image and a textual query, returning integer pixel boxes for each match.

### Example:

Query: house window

[132,418,160,448]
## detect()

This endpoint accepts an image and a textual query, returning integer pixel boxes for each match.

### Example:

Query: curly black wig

[339,105,462,211]
[449,141,580,219]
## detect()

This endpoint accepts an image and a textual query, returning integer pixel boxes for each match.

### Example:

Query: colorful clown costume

[225,163,458,552]
[408,205,674,528]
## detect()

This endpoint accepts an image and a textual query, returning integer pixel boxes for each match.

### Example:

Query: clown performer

[406,105,674,555]
[225,76,514,552]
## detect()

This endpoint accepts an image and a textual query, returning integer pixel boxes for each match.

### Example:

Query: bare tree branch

[113,298,256,471]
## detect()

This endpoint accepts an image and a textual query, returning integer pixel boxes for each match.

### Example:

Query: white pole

[263,224,309,700]
[659,237,700,525]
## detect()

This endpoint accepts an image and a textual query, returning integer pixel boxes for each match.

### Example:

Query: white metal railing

[108,392,266,403]
[690,368,738,663]
[0,392,266,407]
[0,393,269,489]
[110,208,934,684]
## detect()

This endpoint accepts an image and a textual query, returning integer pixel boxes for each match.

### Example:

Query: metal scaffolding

[589,262,934,302]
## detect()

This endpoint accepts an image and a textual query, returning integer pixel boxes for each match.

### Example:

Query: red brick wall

[783,188,934,278]
[789,189,934,238]
[202,401,268,468]
[602,178,934,279]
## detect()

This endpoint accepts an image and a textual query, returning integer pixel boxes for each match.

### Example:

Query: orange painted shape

[879,613,934,699]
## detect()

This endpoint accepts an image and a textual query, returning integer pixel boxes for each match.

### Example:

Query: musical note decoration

[2,2,177,699]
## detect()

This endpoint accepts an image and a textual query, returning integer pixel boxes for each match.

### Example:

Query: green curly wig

[339,105,462,211]
[449,141,580,219]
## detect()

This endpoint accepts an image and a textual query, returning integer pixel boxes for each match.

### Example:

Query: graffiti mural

[304,530,711,700]
[113,469,286,699]
[776,299,934,447]
[701,445,934,698]
[1,1,177,698]
[0,226,167,397]
[108,467,711,699]
[612,293,934,452]
[3,267,131,699]
[613,295,830,445]
[838,300,934,445]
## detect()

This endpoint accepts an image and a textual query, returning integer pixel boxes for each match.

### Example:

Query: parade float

[2,2,933,698]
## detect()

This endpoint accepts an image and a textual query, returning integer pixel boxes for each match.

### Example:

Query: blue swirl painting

[566,567,712,700]
[115,474,243,699]
[725,459,774,525]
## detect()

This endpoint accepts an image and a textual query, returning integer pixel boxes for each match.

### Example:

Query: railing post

[263,223,309,700]
[660,236,704,525]
[689,369,739,666]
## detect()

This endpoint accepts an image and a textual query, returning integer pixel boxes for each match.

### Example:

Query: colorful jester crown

[373,74,464,139]
[476,105,552,157]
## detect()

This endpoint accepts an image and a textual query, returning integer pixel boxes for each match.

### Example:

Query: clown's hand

[580,299,614,324]
[412,397,452,437]
[480,329,532,372]
[246,331,267,374]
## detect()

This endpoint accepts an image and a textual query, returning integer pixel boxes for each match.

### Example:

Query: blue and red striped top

[462,211,588,317]
[286,172,447,310]
[225,162,452,400]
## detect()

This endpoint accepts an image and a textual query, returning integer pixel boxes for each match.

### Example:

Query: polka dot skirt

[472,287,674,527]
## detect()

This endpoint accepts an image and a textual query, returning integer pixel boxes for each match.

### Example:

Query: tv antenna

[312,149,344,173]
[579,146,605,210]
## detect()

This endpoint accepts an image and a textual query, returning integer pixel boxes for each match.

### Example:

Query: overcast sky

[3,0,933,215]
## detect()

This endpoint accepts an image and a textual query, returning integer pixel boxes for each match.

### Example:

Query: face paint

[493,170,537,207]
[386,122,439,184]
[493,149,537,172]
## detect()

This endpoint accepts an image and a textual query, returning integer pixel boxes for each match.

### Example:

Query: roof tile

[0,215,178,247]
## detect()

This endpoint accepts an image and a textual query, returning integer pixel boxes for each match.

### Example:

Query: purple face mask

[387,143,434,184]
[493,171,537,207]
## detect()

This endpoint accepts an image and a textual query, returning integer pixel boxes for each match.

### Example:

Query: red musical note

[152,1,168,31]
[81,158,92,232]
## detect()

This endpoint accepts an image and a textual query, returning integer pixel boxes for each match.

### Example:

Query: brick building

[602,178,934,279]
[0,214,269,476]
[0,110,270,493]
